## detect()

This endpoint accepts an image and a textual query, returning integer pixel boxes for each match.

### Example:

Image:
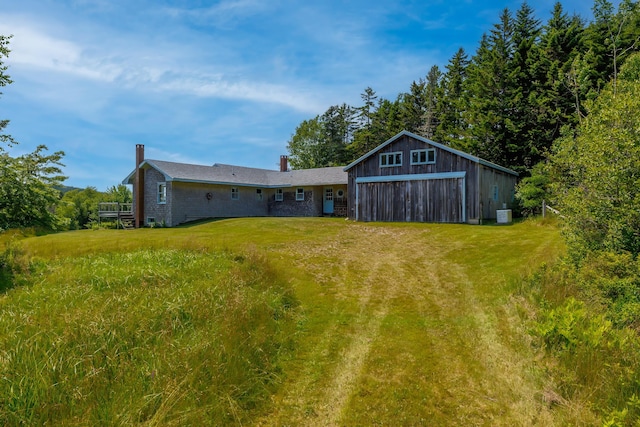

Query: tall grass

[0,247,298,425]
[526,258,640,425]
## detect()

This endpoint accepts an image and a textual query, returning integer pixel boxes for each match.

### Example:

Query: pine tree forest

[286,0,640,177]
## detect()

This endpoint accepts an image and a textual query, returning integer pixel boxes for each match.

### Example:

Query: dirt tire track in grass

[258,221,563,426]
[258,225,418,426]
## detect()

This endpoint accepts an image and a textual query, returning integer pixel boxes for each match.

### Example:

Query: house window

[147,217,155,225]
[231,187,239,200]
[380,152,402,167]
[275,188,283,202]
[157,183,167,204]
[336,189,345,198]
[256,188,263,200]
[411,149,436,165]
[296,188,305,201]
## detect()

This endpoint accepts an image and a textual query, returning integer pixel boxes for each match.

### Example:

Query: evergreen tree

[350,87,378,156]
[465,9,518,168]
[538,3,585,131]
[510,2,543,171]
[435,48,469,148]
[418,65,442,139]
[287,104,356,169]
[401,79,427,134]
[321,103,357,165]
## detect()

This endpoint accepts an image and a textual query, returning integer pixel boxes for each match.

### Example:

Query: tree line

[0,35,132,231]
[287,0,640,176]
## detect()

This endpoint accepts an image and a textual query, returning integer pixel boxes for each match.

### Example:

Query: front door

[323,187,334,214]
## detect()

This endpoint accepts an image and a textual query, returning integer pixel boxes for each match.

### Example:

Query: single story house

[343,131,518,223]
[123,131,518,227]
[122,145,348,227]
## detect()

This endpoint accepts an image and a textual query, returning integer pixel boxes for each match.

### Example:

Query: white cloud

[1,15,326,114]
[162,0,271,26]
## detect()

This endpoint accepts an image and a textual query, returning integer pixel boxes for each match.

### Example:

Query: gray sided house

[344,131,518,223]
[123,146,348,227]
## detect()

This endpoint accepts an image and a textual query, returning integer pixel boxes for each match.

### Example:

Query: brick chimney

[280,155,288,172]
[135,144,145,228]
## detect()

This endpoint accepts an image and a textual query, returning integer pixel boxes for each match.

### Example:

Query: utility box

[496,209,512,224]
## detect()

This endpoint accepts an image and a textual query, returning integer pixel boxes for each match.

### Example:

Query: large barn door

[356,173,466,223]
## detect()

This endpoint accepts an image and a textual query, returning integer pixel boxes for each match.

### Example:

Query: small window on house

[492,185,499,201]
[275,188,284,202]
[256,188,263,200]
[296,188,305,201]
[231,187,239,200]
[147,217,155,225]
[157,183,167,204]
[380,152,402,167]
[410,149,436,165]
[336,189,345,198]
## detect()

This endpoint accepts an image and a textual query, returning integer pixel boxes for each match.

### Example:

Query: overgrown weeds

[525,253,640,425]
[0,247,299,425]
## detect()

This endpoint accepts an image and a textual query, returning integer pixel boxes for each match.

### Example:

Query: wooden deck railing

[98,202,133,218]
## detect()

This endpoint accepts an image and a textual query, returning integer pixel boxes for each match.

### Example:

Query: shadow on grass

[0,268,14,293]
[175,217,232,228]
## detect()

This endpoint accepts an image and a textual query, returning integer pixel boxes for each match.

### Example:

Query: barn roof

[343,130,518,176]
[122,159,347,188]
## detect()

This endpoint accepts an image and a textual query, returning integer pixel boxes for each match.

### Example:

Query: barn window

[231,187,239,200]
[256,188,263,200]
[380,152,402,167]
[296,188,305,201]
[275,188,284,201]
[492,185,499,201]
[157,183,167,204]
[410,149,436,165]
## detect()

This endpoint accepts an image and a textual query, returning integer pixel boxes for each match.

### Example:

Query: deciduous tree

[0,35,66,231]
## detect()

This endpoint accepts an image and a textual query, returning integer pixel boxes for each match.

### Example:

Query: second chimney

[280,155,288,172]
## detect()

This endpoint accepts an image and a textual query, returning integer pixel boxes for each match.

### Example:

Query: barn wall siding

[347,134,485,223]
[478,166,518,220]
[356,178,464,223]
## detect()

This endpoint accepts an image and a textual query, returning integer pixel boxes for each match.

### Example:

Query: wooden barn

[343,131,518,223]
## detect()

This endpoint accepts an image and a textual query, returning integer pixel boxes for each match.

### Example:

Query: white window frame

[231,187,239,200]
[380,152,402,167]
[410,149,436,165]
[147,217,155,225]
[157,182,167,204]
[296,188,305,201]
[275,188,284,202]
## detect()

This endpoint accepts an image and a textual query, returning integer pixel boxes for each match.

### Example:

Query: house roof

[122,159,347,188]
[343,130,518,176]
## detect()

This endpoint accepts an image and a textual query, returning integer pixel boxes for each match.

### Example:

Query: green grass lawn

[0,218,570,425]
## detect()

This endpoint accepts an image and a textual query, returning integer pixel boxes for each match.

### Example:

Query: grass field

[0,218,573,425]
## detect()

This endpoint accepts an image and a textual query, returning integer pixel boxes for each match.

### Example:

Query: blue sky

[1,0,612,190]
